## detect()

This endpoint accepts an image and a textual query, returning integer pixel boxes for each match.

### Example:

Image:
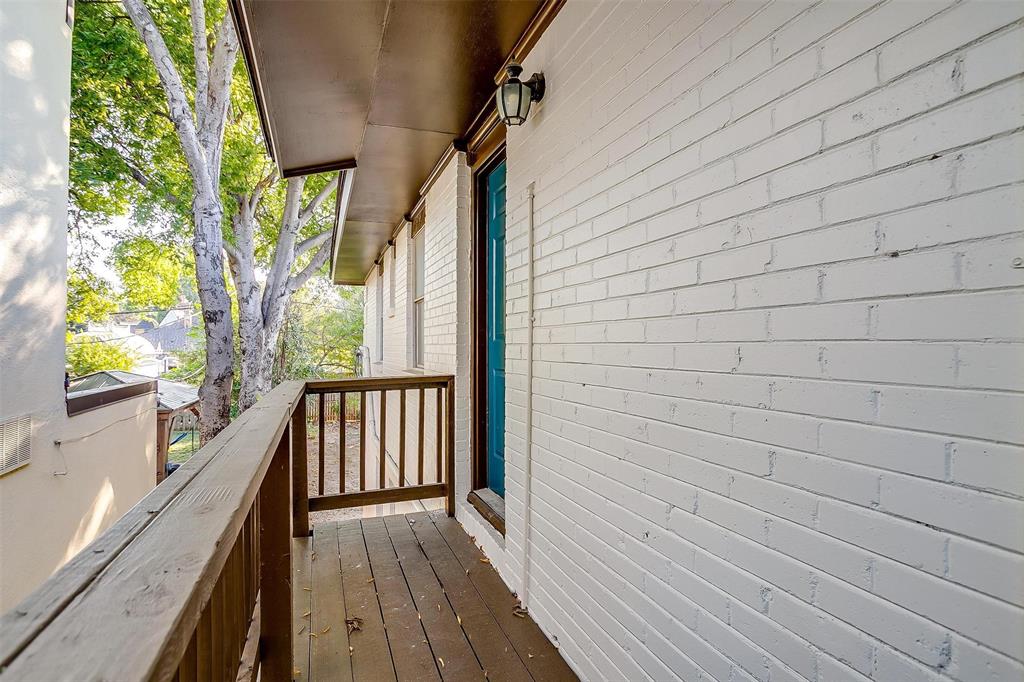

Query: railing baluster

[417,387,425,485]
[179,631,198,682]
[197,600,212,680]
[379,389,388,489]
[318,393,326,495]
[226,544,239,681]
[359,391,367,491]
[300,377,454,513]
[210,580,224,681]
[339,392,346,493]
[291,395,309,538]
[259,425,293,681]
[436,387,443,484]
[399,389,407,487]
[446,377,456,516]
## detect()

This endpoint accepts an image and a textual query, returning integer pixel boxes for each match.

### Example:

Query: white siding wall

[497,1,1024,681]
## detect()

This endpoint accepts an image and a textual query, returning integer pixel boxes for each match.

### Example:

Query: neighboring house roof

[68,371,199,414]
[140,312,200,354]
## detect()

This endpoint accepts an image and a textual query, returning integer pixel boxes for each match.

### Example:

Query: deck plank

[424,511,578,682]
[292,536,313,681]
[337,520,397,682]
[383,516,482,681]
[361,518,441,682]
[405,515,532,682]
[300,515,575,682]
[310,525,353,682]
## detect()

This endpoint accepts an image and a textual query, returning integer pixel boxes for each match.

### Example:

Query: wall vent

[0,415,32,476]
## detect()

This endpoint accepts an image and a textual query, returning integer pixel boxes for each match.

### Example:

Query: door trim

[471,146,506,497]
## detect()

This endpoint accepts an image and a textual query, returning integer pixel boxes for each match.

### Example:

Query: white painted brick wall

[362,154,500,556]
[489,1,1024,680]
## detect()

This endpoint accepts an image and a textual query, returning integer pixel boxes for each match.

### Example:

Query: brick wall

[362,155,483,529]
[496,1,1024,680]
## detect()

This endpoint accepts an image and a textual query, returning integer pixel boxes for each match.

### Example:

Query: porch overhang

[230,0,556,285]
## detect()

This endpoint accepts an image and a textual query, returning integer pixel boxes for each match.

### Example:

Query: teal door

[485,161,506,497]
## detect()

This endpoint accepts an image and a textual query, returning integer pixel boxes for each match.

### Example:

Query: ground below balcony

[292,511,578,682]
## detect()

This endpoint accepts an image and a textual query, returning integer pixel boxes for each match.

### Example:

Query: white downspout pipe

[520,182,536,609]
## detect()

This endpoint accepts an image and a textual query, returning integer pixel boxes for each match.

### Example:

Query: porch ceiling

[230,0,543,285]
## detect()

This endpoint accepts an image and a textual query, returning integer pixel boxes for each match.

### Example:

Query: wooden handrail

[0,376,456,680]
[304,375,449,393]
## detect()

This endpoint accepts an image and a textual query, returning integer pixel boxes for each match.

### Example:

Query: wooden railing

[296,376,456,534]
[0,375,455,681]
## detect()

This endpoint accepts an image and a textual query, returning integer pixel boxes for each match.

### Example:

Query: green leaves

[113,236,192,310]
[66,268,118,329]
[66,334,139,377]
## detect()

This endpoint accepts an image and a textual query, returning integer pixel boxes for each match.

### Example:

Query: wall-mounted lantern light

[496,62,545,127]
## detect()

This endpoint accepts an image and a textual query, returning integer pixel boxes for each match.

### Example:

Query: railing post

[259,424,293,681]
[445,377,455,517]
[292,393,310,538]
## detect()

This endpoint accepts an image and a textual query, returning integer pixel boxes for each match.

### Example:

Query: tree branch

[261,176,305,319]
[189,0,209,133]
[294,229,331,258]
[121,0,213,195]
[249,169,277,214]
[287,237,331,294]
[222,240,241,266]
[201,11,239,187]
[297,174,339,227]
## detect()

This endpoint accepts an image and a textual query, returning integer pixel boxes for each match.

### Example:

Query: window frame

[376,261,384,361]
[411,208,426,369]
[387,243,397,317]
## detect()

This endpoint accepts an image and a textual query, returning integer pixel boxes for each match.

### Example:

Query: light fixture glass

[496,63,544,127]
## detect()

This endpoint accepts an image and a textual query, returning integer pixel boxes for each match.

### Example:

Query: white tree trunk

[193,201,235,438]
[123,0,237,440]
[230,175,338,411]
[124,0,336,433]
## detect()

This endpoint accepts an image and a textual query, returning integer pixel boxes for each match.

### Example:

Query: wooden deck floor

[292,511,578,682]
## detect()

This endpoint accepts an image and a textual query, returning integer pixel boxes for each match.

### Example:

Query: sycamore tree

[72,0,339,439]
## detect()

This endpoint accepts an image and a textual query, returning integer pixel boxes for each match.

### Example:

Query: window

[413,221,425,367]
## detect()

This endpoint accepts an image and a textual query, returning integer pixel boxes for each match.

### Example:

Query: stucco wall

[0,0,157,611]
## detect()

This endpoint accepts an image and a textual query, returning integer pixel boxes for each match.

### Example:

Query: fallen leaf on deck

[366,577,375,583]
[438,657,445,668]
[320,626,331,634]
[479,557,490,564]
[302,610,311,618]
[457,615,462,625]
[512,607,528,618]
[302,587,312,592]
[345,616,364,635]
